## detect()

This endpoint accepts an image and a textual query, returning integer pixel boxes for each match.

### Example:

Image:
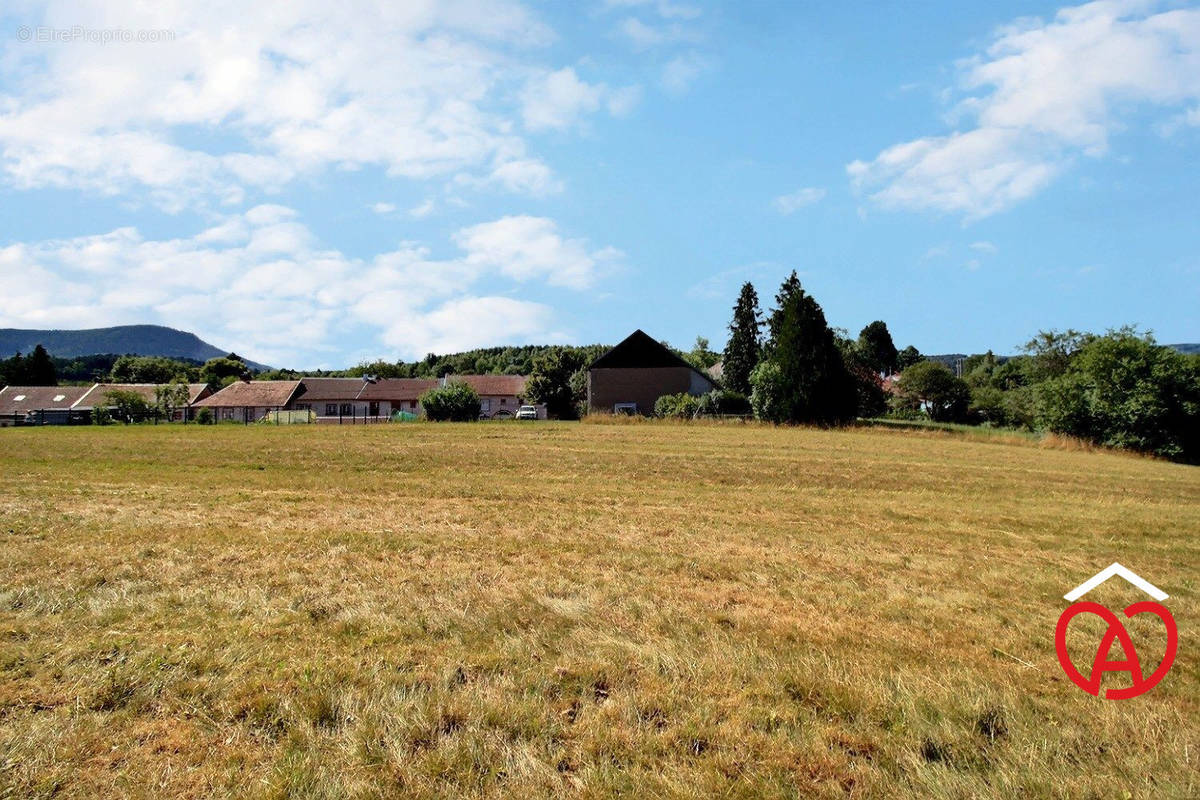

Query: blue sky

[0,1,1197,368]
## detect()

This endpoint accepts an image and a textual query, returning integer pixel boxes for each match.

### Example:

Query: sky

[0,0,1197,368]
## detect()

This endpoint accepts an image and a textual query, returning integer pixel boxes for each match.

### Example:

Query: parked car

[515,405,538,420]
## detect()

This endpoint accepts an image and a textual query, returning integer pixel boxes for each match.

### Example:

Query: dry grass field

[1,421,1197,798]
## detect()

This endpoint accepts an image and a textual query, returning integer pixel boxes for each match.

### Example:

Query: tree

[420,381,482,421]
[684,336,721,371]
[25,345,57,386]
[722,282,763,395]
[104,390,153,423]
[895,361,970,422]
[154,381,192,421]
[897,345,924,371]
[111,355,194,384]
[856,321,899,375]
[757,272,857,425]
[1022,329,1090,383]
[1036,329,1200,462]
[523,347,587,419]
[0,352,25,387]
[201,356,249,389]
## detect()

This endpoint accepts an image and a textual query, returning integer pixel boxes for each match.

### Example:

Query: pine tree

[760,271,856,424]
[25,345,57,386]
[722,282,762,395]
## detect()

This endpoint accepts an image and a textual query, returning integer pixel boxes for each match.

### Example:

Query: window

[53,394,65,402]
[294,403,310,411]
[410,400,417,409]
[500,398,507,404]
[222,408,235,420]
[614,403,637,415]
[480,398,491,412]
[13,395,25,401]
[340,403,354,416]
[325,404,337,416]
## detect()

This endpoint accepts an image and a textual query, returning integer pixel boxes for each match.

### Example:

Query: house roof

[74,383,211,408]
[0,385,92,415]
[357,378,440,401]
[590,329,702,371]
[194,380,301,408]
[293,377,374,402]
[446,374,526,397]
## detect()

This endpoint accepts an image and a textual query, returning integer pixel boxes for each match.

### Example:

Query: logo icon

[1055,563,1177,699]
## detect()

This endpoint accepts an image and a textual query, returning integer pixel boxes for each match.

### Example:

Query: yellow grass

[1,422,1197,798]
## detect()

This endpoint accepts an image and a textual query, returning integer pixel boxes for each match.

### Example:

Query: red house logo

[1055,563,1177,699]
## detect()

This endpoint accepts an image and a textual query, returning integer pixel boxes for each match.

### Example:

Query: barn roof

[590,329,699,370]
[0,385,92,415]
[74,383,211,408]
[194,380,301,408]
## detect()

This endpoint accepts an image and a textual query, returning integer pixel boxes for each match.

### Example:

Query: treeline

[890,328,1199,462]
[647,273,1199,464]
[0,349,255,390]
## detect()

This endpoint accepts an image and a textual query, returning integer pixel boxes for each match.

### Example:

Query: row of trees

[0,345,57,386]
[720,275,916,425]
[0,349,256,391]
[889,328,1199,462]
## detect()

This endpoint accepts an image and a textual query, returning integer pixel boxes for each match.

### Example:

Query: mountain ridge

[0,325,270,371]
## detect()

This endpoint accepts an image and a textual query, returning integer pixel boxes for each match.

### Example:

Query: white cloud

[848,0,1200,218]
[409,199,436,218]
[660,52,708,93]
[605,0,701,20]
[370,202,397,215]
[0,1,600,209]
[519,67,639,131]
[453,215,621,289]
[969,240,998,254]
[773,187,826,215]
[0,207,616,365]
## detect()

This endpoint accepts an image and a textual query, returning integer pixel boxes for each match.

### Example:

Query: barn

[586,329,715,415]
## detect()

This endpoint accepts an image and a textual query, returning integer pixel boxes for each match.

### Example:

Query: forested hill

[0,325,268,370]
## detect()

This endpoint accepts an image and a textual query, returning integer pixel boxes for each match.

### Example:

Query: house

[356,378,440,419]
[290,377,438,421]
[0,385,93,426]
[74,383,213,421]
[192,379,302,423]
[442,374,539,419]
[587,329,715,415]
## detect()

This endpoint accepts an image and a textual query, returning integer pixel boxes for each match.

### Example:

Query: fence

[259,409,316,425]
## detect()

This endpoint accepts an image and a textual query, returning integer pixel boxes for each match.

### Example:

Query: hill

[0,325,269,370]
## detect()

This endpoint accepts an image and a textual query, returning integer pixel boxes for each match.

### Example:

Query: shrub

[749,360,788,423]
[695,388,751,417]
[91,407,113,426]
[420,381,482,422]
[654,392,700,419]
[195,408,214,425]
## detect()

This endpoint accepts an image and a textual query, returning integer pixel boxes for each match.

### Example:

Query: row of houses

[193,373,536,423]
[0,383,212,426]
[1,330,718,426]
[0,374,538,426]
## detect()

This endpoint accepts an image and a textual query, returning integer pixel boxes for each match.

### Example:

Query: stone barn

[587,329,715,415]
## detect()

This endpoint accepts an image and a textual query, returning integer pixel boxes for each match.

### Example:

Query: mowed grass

[0,422,1197,799]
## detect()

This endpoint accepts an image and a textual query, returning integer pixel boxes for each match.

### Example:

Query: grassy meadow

[0,421,1197,798]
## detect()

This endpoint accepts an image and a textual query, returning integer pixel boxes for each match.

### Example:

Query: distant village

[0,330,718,426]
